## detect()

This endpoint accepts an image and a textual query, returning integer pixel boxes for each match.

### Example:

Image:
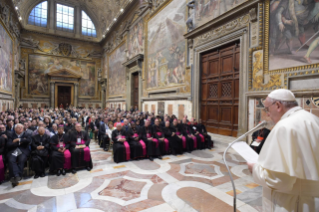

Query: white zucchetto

[268,89,296,101]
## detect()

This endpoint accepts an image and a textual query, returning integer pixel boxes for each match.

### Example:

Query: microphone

[223,120,268,212]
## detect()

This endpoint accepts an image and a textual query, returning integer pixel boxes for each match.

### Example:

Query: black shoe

[57,170,61,176]
[10,177,18,185]
[188,151,191,153]
[34,174,39,179]
[103,148,108,151]
[72,169,77,174]
[86,167,92,171]
[40,173,45,178]
[62,169,66,176]
[149,157,154,161]
[158,156,162,160]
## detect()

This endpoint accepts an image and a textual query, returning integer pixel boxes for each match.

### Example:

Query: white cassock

[253,106,319,212]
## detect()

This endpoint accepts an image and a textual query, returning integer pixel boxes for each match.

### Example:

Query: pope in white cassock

[247,89,319,212]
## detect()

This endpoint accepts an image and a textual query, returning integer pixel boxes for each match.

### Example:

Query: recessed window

[56,4,74,32]
[28,1,48,27]
[81,11,96,37]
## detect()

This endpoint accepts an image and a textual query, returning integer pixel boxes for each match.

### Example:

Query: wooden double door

[57,86,71,108]
[200,42,240,137]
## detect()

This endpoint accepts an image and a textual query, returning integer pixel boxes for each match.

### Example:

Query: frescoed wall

[0,22,13,93]
[268,0,319,71]
[108,43,126,97]
[128,19,144,59]
[28,54,96,96]
[194,0,247,28]
[103,53,108,78]
[146,0,186,89]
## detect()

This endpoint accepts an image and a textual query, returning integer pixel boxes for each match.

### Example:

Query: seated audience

[163,121,183,155]
[141,120,162,161]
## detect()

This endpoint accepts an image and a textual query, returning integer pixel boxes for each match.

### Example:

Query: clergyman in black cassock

[163,121,183,155]
[190,119,206,150]
[68,123,92,173]
[50,125,71,176]
[140,120,161,161]
[153,119,169,155]
[6,124,31,186]
[31,127,50,178]
[197,119,213,149]
[127,122,146,159]
[112,123,130,163]
[180,120,196,152]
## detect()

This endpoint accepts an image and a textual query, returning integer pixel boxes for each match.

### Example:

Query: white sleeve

[253,163,297,192]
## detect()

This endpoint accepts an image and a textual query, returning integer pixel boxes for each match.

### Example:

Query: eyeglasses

[263,101,276,113]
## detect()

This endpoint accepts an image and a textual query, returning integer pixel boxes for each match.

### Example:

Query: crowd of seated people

[0,107,213,186]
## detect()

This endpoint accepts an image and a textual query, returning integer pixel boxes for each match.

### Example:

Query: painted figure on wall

[28,55,96,96]
[108,44,126,96]
[269,0,319,70]
[147,0,186,89]
[0,23,13,93]
[195,0,247,28]
[128,20,144,58]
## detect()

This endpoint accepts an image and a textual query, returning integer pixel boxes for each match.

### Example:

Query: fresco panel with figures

[28,55,96,96]
[108,43,126,97]
[147,0,186,89]
[269,0,319,70]
[0,22,13,93]
[194,0,248,28]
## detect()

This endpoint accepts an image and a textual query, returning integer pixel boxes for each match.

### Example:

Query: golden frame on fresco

[263,0,319,74]
[22,50,99,99]
[107,39,127,99]
[143,0,189,92]
[0,18,15,96]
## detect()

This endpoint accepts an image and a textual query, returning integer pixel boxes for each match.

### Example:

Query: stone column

[138,71,142,111]
[14,73,20,109]
[75,6,81,38]
[126,72,131,110]
[74,82,78,107]
[49,0,55,33]
[50,82,55,108]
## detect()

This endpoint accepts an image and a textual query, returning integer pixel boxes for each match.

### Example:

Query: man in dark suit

[99,117,110,151]
[31,127,50,178]
[6,124,32,186]
[6,119,14,132]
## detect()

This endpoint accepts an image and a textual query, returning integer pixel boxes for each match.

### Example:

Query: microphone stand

[223,120,267,212]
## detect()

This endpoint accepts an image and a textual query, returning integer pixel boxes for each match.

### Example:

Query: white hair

[15,123,23,129]
[268,97,298,108]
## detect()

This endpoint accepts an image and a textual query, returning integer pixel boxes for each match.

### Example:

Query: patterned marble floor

[0,140,262,212]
